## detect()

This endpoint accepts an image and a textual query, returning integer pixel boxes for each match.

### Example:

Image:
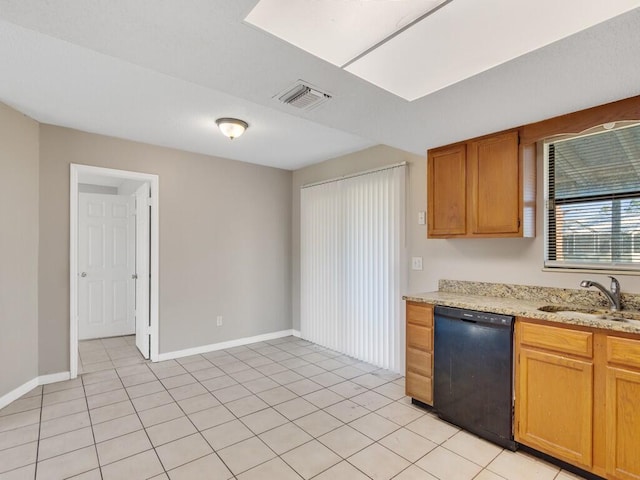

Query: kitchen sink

[537,305,640,323]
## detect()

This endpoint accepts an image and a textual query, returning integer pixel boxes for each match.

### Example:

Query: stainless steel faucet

[580,276,621,311]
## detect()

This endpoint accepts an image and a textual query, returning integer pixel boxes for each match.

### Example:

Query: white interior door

[134,183,151,359]
[78,193,135,340]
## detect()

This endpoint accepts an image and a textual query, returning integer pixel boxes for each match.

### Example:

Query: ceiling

[0,1,639,171]
[247,0,640,101]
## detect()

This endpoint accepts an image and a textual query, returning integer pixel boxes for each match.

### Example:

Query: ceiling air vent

[276,81,332,111]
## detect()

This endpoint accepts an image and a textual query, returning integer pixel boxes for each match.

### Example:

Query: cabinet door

[606,367,640,479]
[516,347,593,468]
[468,131,520,235]
[427,144,466,237]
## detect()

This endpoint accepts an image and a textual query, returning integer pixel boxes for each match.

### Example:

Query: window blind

[300,164,406,372]
[546,123,640,270]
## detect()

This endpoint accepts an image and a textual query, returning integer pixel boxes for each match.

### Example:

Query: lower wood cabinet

[405,302,433,405]
[516,337,594,468]
[515,319,640,480]
[605,337,640,480]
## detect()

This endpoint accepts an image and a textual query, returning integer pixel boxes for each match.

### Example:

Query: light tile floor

[0,335,590,479]
[77,336,144,375]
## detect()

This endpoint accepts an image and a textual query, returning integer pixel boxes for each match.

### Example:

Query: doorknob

[80,272,87,277]
[132,274,138,279]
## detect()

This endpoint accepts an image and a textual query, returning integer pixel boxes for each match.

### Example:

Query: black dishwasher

[434,305,517,450]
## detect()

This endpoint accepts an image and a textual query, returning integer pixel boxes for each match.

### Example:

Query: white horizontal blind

[546,123,640,270]
[300,165,406,372]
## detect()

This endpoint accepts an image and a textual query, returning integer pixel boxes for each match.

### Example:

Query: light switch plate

[418,211,426,225]
[411,257,423,270]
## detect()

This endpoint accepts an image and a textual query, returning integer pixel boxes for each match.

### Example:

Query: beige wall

[0,103,39,396]
[39,126,292,374]
[291,144,640,330]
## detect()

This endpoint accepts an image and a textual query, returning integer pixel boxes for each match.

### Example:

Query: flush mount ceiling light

[216,118,248,140]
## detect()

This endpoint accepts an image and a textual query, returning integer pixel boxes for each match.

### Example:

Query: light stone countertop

[403,290,640,335]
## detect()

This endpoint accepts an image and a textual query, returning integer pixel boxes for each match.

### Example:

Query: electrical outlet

[418,211,426,225]
[411,257,423,270]
[216,315,223,327]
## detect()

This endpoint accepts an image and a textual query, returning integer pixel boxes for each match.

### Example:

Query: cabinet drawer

[520,322,593,358]
[407,347,432,377]
[607,336,640,369]
[407,324,433,351]
[407,303,433,327]
[406,371,433,405]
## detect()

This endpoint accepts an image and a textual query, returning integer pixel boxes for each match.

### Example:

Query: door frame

[70,164,160,378]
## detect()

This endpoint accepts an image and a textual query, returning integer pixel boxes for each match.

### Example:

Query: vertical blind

[546,123,640,269]
[300,164,406,372]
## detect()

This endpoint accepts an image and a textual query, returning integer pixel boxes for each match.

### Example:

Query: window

[545,123,640,270]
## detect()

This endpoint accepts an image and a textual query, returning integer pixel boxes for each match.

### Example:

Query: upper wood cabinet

[427,145,466,236]
[427,129,535,238]
[468,131,520,235]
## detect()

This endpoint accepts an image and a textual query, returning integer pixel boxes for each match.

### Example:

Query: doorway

[70,164,159,379]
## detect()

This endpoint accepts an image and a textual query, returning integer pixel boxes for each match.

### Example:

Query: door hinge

[518,218,521,228]
[145,197,152,207]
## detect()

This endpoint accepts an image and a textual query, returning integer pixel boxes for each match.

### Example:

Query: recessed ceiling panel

[245,0,448,67]
[345,0,640,100]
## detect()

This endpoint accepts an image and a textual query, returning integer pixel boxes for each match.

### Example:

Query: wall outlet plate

[418,211,426,225]
[216,315,223,327]
[411,257,423,270]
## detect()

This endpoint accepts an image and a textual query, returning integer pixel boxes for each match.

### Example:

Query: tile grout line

[109,360,175,477]
[4,335,584,480]
[186,340,325,477]
[157,337,413,479]
[80,373,105,480]
[111,351,277,477]
[3,338,340,477]
[151,353,273,478]
[158,367,240,478]
[33,385,44,479]
[275,339,384,480]
[197,341,319,477]
[212,341,382,479]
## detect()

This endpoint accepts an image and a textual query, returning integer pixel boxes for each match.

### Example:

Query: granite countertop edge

[403,291,640,335]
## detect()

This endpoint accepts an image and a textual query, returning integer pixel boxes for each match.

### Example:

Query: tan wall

[39,126,292,374]
[291,144,640,330]
[0,103,39,396]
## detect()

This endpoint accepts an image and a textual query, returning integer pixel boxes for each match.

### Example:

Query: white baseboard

[0,371,71,410]
[0,378,38,410]
[157,329,298,362]
[39,372,71,385]
[1,329,304,410]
